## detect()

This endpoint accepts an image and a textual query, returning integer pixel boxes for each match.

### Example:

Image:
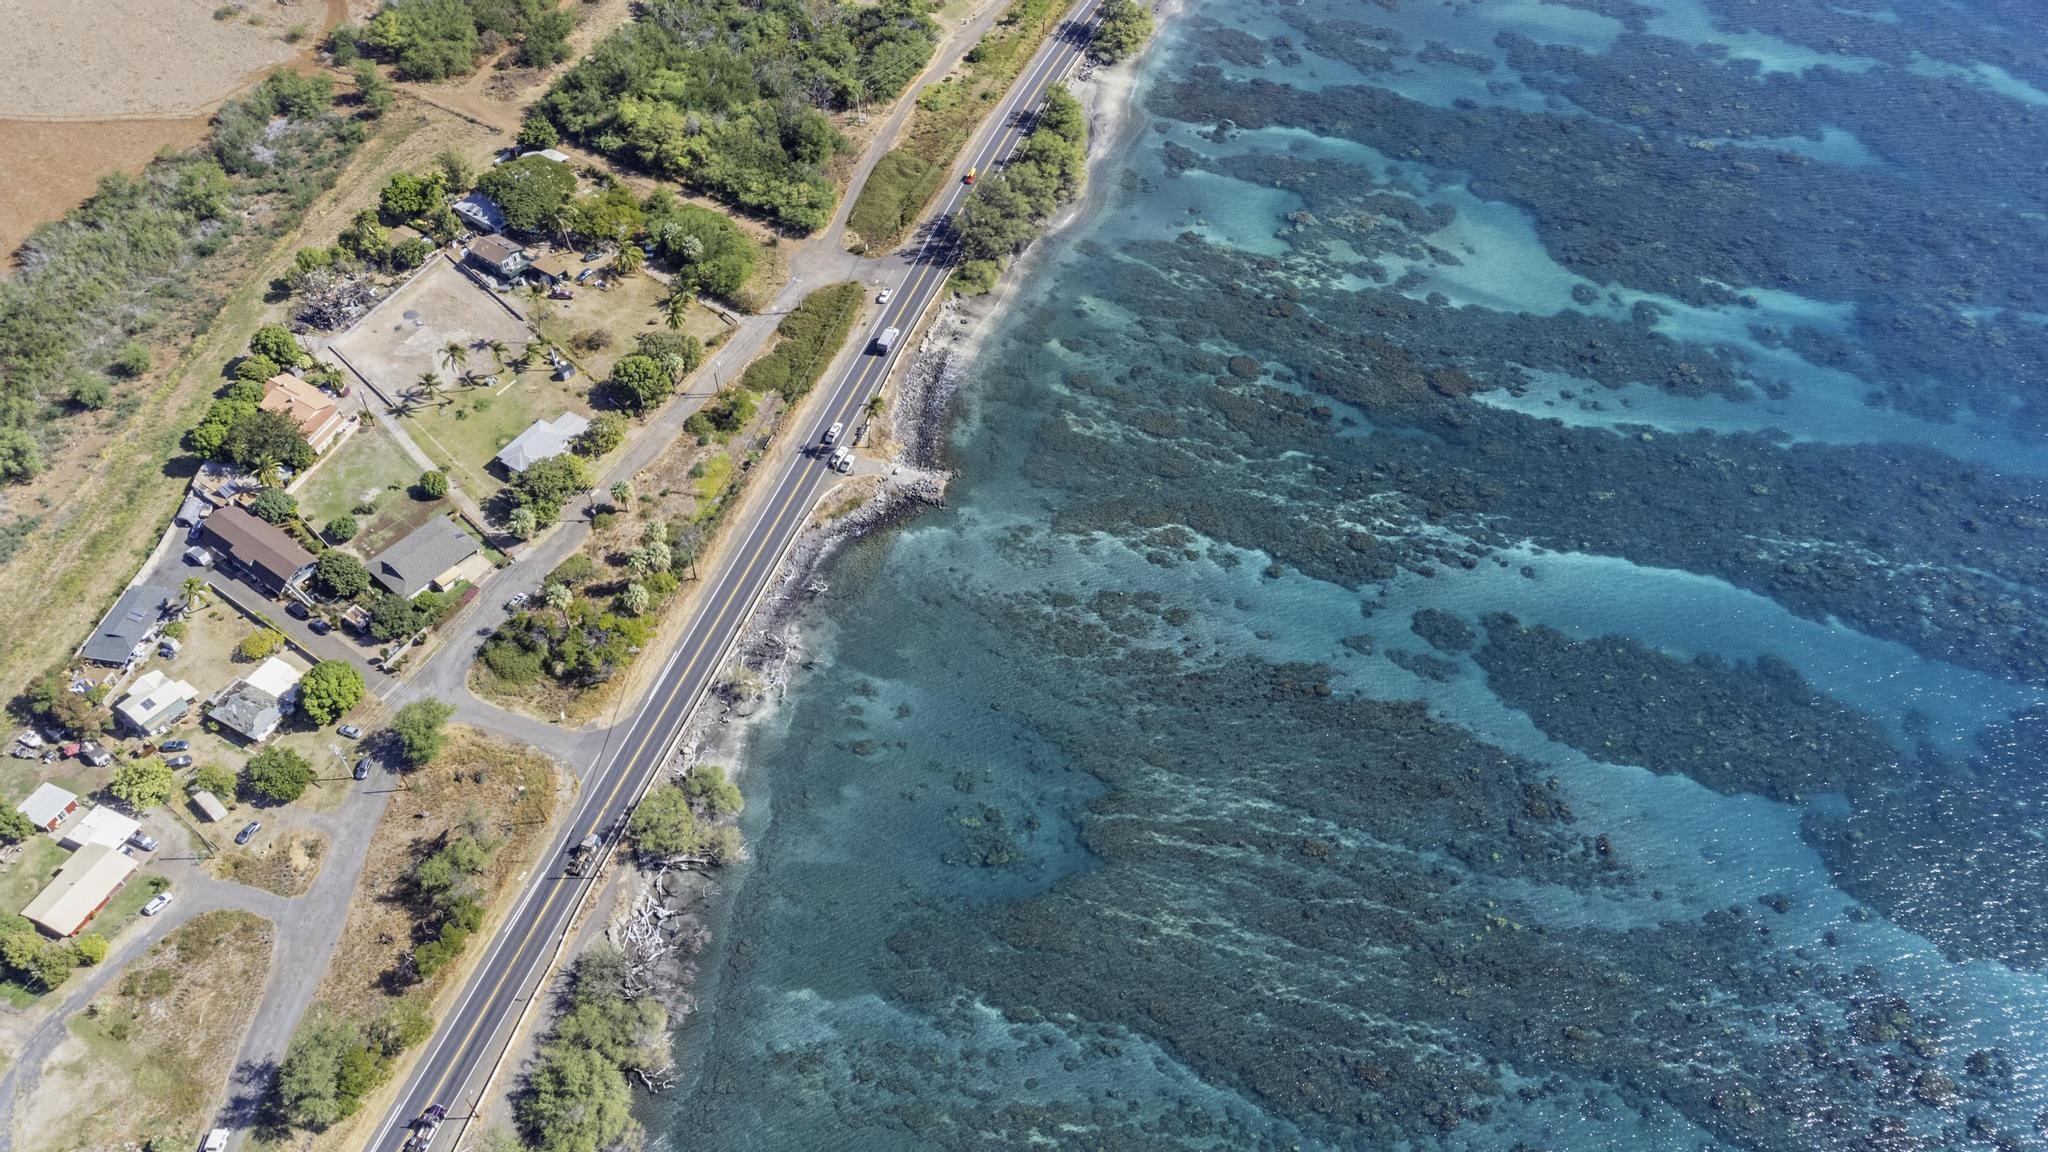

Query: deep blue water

[654,0,2048,1147]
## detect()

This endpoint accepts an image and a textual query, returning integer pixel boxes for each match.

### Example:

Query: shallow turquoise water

[652,0,2048,1147]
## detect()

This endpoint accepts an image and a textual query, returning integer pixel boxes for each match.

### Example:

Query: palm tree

[460,370,483,390]
[415,370,443,406]
[865,394,885,419]
[662,288,690,331]
[612,243,644,278]
[440,342,468,376]
[485,339,510,372]
[510,343,536,371]
[672,522,705,580]
[181,577,207,612]
[256,460,286,489]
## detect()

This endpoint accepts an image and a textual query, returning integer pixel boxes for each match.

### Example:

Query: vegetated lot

[329,260,585,500]
[8,911,275,1152]
[267,729,559,1147]
[535,269,727,384]
[213,826,328,898]
[847,0,1070,251]
[294,418,427,536]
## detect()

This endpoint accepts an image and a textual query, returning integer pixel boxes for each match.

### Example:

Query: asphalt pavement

[367,3,1108,1147]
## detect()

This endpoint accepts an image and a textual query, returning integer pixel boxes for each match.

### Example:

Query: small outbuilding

[527,252,575,286]
[16,782,78,832]
[494,411,589,474]
[22,842,138,937]
[191,790,230,823]
[370,516,484,599]
[452,191,507,234]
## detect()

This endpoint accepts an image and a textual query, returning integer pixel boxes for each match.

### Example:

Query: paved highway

[369,3,1107,1147]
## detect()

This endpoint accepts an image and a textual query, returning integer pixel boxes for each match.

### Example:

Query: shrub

[605,353,672,413]
[69,375,112,410]
[684,763,743,817]
[324,515,359,543]
[737,282,864,402]
[236,629,287,662]
[249,323,308,368]
[575,413,626,457]
[72,933,110,965]
[0,807,34,844]
[628,783,701,857]
[244,746,315,803]
[249,487,298,524]
[475,155,576,234]
[112,342,153,378]
[390,698,454,766]
[315,549,371,598]
[415,469,449,499]
[192,764,239,799]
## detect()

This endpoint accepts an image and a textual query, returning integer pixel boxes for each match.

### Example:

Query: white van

[823,422,842,445]
[202,1129,230,1152]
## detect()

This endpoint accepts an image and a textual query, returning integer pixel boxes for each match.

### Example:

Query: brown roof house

[466,234,531,280]
[370,516,485,599]
[198,506,314,596]
[260,374,348,455]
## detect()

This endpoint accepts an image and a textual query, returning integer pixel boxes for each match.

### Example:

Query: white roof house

[207,656,305,744]
[494,412,589,474]
[114,670,200,736]
[61,806,140,851]
[23,842,138,937]
[17,782,78,832]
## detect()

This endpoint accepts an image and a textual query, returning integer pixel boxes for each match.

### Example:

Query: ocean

[652,0,2048,1147]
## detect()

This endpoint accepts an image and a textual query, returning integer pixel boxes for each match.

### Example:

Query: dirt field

[213,826,328,897]
[310,728,561,1022]
[9,910,275,1152]
[0,116,213,257]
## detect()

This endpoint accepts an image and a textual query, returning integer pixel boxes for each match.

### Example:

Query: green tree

[510,454,590,524]
[220,408,316,471]
[506,506,539,540]
[435,149,475,194]
[353,60,395,117]
[627,784,700,858]
[250,324,309,368]
[0,428,40,482]
[316,550,372,599]
[610,242,643,277]
[277,1021,368,1129]
[574,413,626,457]
[380,170,447,221]
[72,933,110,965]
[517,111,559,152]
[234,353,283,384]
[245,746,316,803]
[416,469,449,499]
[476,155,577,234]
[605,353,672,413]
[0,807,34,844]
[440,340,469,376]
[391,698,454,766]
[1090,0,1155,63]
[248,487,298,525]
[112,341,153,378]
[324,515,359,543]
[661,288,690,331]
[620,582,650,616]
[111,757,177,809]
[300,661,366,726]
[192,764,238,800]
[609,480,632,507]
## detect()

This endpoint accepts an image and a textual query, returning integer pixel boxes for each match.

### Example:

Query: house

[370,516,485,599]
[260,374,348,455]
[466,234,531,280]
[527,252,575,286]
[520,148,572,165]
[207,656,304,744]
[113,670,200,737]
[80,584,179,666]
[16,782,78,832]
[494,412,590,474]
[60,806,140,851]
[452,191,506,234]
[190,790,229,823]
[22,842,137,937]
[198,506,315,597]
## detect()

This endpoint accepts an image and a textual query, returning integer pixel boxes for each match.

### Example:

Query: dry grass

[10,910,274,1152]
[311,727,562,1025]
[212,827,328,897]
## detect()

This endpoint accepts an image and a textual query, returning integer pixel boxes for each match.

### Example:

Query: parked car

[202,1128,229,1152]
[309,618,331,635]
[166,754,194,769]
[877,287,893,304]
[582,250,604,262]
[831,447,854,474]
[505,592,531,610]
[160,739,189,753]
[235,821,261,846]
[142,890,174,917]
[339,724,363,740]
[184,546,213,567]
[353,757,371,781]
[286,601,310,620]
[129,831,160,852]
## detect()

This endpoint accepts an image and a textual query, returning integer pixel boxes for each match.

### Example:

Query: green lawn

[1,835,68,915]
[400,369,594,502]
[296,422,421,530]
[98,873,173,936]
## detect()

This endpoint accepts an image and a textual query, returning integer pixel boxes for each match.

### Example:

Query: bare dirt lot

[9,910,274,1152]
[212,827,328,897]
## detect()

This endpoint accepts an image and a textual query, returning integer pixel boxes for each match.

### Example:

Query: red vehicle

[964,167,977,185]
